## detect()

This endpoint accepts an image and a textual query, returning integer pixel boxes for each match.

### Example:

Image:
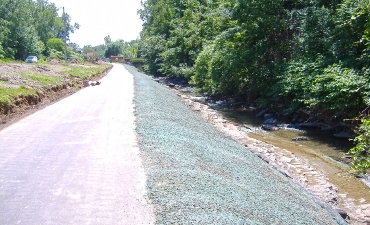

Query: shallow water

[221,108,352,160]
[219,108,370,205]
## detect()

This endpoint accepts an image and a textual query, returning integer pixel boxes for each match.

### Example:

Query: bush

[274,58,370,117]
[47,38,65,52]
[349,117,370,174]
[130,58,145,63]
[48,49,65,60]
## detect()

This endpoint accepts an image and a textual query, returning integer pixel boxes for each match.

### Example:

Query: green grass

[22,73,63,85]
[62,65,108,79]
[0,62,112,110]
[0,86,36,106]
[0,58,13,63]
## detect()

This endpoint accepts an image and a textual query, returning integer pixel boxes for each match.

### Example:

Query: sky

[50,0,144,47]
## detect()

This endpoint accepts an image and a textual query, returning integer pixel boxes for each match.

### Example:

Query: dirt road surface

[0,64,154,224]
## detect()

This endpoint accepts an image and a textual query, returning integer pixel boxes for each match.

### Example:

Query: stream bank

[153,76,370,224]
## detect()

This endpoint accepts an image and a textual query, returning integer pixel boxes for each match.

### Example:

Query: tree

[129,40,139,58]
[139,35,166,75]
[0,0,78,59]
[0,18,12,59]
[104,35,112,45]
[104,43,121,58]
[68,42,80,50]
[82,44,105,58]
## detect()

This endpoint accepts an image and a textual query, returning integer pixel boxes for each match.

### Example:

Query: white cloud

[51,0,143,47]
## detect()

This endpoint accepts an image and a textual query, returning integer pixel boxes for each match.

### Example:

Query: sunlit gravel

[125,65,347,225]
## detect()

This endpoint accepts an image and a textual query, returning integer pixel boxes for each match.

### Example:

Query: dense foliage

[82,36,140,59]
[0,0,79,60]
[104,39,140,59]
[138,0,370,173]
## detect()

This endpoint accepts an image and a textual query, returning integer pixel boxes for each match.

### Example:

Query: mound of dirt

[69,58,80,64]
[48,57,63,64]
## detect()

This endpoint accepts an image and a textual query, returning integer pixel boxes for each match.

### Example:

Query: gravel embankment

[125,65,347,224]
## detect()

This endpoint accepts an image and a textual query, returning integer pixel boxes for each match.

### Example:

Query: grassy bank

[0,61,112,114]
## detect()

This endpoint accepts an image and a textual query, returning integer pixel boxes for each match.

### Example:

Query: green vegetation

[82,36,140,60]
[62,64,110,79]
[104,36,139,59]
[47,38,65,53]
[0,62,111,114]
[0,86,36,106]
[104,43,121,59]
[22,73,63,86]
[138,0,370,173]
[349,116,370,174]
[130,58,145,63]
[0,0,79,60]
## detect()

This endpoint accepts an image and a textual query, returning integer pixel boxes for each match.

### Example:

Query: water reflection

[220,108,354,163]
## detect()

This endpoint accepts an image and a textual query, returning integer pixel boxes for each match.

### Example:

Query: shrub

[349,116,370,174]
[47,38,65,52]
[275,59,370,117]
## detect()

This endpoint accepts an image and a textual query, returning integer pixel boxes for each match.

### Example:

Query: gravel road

[126,64,347,224]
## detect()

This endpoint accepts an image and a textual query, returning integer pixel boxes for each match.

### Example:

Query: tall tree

[0,0,78,59]
[104,42,121,58]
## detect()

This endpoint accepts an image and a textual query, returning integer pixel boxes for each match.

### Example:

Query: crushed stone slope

[126,65,346,224]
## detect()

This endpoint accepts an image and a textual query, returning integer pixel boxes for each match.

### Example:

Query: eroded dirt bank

[0,62,112,130]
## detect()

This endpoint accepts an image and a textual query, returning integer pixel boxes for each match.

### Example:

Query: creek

[219,107,370,203]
